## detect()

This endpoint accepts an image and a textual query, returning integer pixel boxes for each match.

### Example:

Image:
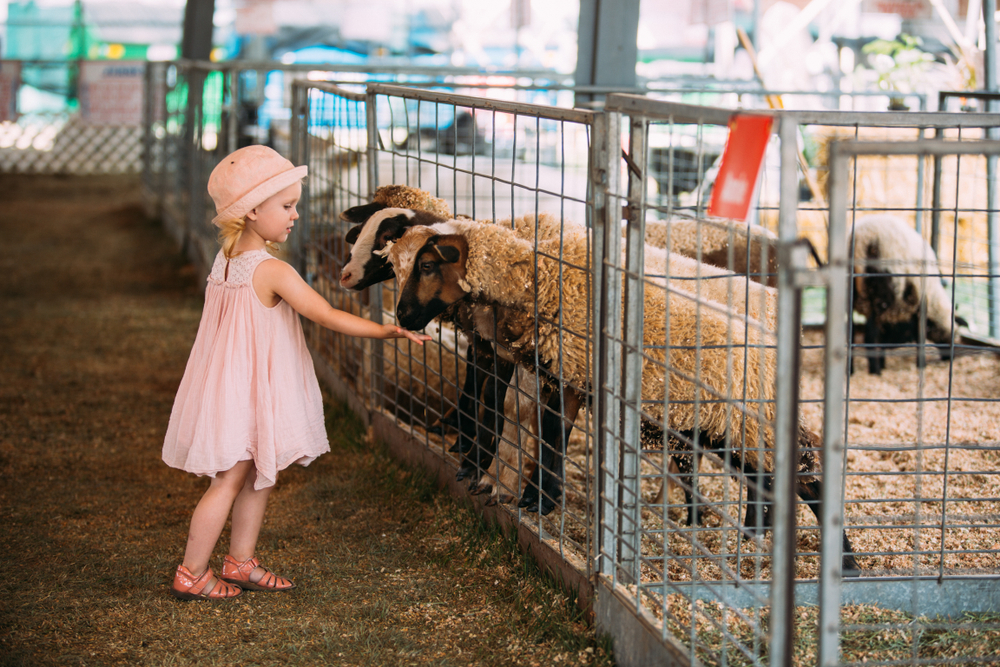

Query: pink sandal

[170,565,242,601]
[220,555,295,592]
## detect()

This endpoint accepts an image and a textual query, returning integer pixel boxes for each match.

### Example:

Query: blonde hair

[216,215,278,259]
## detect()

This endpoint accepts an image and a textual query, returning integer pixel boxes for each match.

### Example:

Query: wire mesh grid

[594,104,801,667]
[297,81,602,572]
[598,95,1000,665]
[822,137,1000,667]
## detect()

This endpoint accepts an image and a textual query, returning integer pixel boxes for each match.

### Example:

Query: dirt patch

[0,174,613,667]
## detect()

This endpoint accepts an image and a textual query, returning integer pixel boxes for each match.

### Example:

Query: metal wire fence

[293,80,601,576]
[141,65,1000,666]
[600,94,1000,666]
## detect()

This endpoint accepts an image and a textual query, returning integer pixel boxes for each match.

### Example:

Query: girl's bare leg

[228,465,272,563]
[182,460,256,576]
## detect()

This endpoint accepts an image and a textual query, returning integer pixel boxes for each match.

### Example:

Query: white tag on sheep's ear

[374,239,395,258]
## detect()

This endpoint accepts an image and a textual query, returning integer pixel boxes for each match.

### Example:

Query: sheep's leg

[865,313,884,375]
[486,372,544,505]
[670,451,705,527]
[521,389,583,516]
[444,334,493,447]
[458,357,515,483]
[448,335,493,454]
[796,478,861,576]
[741,472,772,537]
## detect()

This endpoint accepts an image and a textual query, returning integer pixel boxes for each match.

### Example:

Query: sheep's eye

[419,261,435,274]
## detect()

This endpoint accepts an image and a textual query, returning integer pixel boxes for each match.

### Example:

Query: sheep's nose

[340,270,353,285]
[396,302,413,324]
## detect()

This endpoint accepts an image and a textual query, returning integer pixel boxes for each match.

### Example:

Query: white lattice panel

[0,116,142,174]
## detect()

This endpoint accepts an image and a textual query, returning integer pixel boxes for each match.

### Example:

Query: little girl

[162,145,430,601]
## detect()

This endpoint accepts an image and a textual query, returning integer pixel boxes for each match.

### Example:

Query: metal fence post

[769,116,802,667]
[289,82,309,276]
[593,110,623,580]
[365,89,384,409]
[617,115,647,585]
[818,139,852,667]
[185,63,206,251]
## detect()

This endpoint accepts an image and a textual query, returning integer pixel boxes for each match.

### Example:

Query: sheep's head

[390,231,470,331]
[338,207,449,290]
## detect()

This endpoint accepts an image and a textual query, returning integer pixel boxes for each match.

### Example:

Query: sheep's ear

[433,244,461,264]
[956,315,969,328]
[345,225,362,244]
[340,202,387,222]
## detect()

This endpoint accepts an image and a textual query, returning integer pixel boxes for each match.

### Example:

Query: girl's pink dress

[162,248,330,489]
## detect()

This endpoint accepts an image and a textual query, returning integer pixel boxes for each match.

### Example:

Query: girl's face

[245,182,302,244]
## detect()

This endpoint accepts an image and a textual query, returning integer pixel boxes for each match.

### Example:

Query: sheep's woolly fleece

[850,214,957,333]
[371,184,451,218]
[643,247,778,331]
[389,219,811,476]
[646,218,779,287]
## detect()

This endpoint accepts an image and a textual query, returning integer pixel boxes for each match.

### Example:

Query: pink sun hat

[207,145,308,226]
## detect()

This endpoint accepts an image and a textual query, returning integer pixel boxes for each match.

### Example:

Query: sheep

[644,218,779,288]
[375,218,779,520]
[849,214,967,375]
[342,198,779,519]
[387,220,861,572]
[339,192,574,493]
[478,245,778,522]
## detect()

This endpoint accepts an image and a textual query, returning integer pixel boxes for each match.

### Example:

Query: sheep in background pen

[387,220,861,572]
[849,214,968,375]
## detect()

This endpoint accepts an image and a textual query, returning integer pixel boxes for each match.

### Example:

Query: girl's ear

[246,208,258,221]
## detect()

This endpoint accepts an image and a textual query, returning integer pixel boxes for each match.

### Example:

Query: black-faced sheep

[849,214,967,375]
[387,219,860,573]
[339,193,573,498]
[386,219,780,523]
[644,218,779,288]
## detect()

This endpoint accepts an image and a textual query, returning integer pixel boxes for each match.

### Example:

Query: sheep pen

[334,218,1000,588]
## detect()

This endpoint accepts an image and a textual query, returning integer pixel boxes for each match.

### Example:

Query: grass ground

[0,174,613,667]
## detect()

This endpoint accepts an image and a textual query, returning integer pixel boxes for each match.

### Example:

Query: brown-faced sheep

[849,214,967,375]
[387,220,860,572]
[340,194,575,494]
[644,218,779,287]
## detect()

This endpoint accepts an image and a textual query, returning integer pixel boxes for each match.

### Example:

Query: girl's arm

[254,258,431,345]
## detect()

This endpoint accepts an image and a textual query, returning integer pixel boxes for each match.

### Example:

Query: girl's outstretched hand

[384,324,432,345]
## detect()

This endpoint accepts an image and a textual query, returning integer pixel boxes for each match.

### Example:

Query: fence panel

[824,137,1000,667]
[598,94,1000,666]
[298,81,602,580]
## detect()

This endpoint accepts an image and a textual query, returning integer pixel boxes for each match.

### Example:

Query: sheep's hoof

[455,465,475,481]
[539,498,558,516]
[484,496,498,507]
[842,556,862,577]
[470,481,492,496]
[522,502,540,514]
[427,424,447,436]
[495,493,515,505]
[518,488,539,509]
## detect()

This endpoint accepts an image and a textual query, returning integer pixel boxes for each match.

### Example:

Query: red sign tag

[708,114,774,221]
